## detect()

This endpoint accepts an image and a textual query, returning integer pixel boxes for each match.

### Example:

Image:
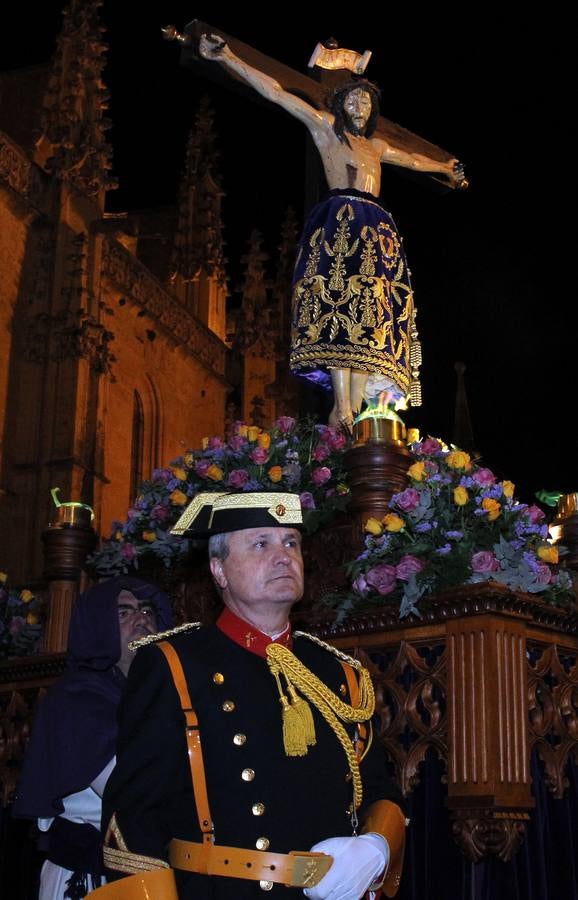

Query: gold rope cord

[266,643,375,809]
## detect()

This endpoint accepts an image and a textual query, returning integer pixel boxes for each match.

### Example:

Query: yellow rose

[453,486,469,506]
[365,517,383,536]
[26,612,41,626]
[0,571,7,584]
[184,451,194,467]
[446,450,471,470]
[501,480,515,498]
[20,589,34,603]
[115,530,124,542]
[482,498,501,521]
[537,545,558,565]
[206,464,224,482]
[171,466,187,481]
[407,461,427,482]
[142,530,157,543]
[383,513,405,532]
[202,437,209,450]
[268,465,283,483]
[258,432,271,450]
[237,425,249,438]
[247,426,261,442]
[170,489,188,506]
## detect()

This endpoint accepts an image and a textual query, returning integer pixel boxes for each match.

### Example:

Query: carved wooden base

[451,811,529,862]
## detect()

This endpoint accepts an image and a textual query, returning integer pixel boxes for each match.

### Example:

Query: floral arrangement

[330,438,574,620]
[0,573,45,659]
[89,417,350,576]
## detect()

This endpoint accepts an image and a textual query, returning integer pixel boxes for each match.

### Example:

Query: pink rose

[366,564,397,596]
[195,460,212,477]
[424,460,439,476]
[227,468,249,489]
[420,437,442,455]
[228,435,247,452]
[527,505,546,524]
[312,466,331,485]
[299,491,316,510]
[396,555,425,581]
[535,563,552,585]
[329,431,347,451]
[473,468,497,487]
[471,551,500,573]
[394,488,421,512]
[275,416,296,433]
[121,543,136,562]
[312,444,330,462]
[208,437,224,450]
[250,447,269,465]
[352,574,368,595]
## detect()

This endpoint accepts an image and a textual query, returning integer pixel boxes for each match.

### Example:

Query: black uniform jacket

[102,624,403,899]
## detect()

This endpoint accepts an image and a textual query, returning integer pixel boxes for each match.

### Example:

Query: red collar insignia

[217,608,292,658]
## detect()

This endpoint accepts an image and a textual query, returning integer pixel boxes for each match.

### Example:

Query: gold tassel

[279,695,309,756]
[287,683,316,746]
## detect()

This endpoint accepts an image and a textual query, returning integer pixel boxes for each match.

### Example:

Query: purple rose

[275,416,296,433]
[395,555,425,581]
[152,468,172,483]
[352,574,368,595]
[227,468,249,489]
[299,491,316,510]
[208,437,224,450]
[329,431,347,451]
[195,460,212,477]
[151,504,169,522]
[366,564,397,596]
[421,437,442,455]
[312,466,331,485]
[471,551,500,573]
[527,505,546,524]
[250,447,269,465]
[312,444,330,462]
[228,435,247,452]
[9,615,25,636]
[393,488,420,512]
[473,467,497,487]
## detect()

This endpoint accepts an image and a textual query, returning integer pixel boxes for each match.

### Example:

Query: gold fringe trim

[103,845,170,875]
[129,622,202,652]
[266,641,374,809]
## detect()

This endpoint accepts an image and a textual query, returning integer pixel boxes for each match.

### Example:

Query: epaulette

[293,630,364,671]
[129,622,202,652]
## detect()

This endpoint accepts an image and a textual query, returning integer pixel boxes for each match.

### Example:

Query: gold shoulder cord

[266,635,374,810]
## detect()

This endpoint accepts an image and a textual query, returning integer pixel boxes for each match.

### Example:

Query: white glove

[304,834,390,900]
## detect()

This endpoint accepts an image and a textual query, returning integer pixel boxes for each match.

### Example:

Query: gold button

[222,700,235,712]
[233,733,246,746]
[213,672,225,684]
[339,684,347,696]
[252,803,265,816]
[259,881,274,891]
[256,837,270,851]
[241,768,255,782]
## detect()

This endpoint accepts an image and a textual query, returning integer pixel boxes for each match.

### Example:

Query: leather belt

[169,839,333,888]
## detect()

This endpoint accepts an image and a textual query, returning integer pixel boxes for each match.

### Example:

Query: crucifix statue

[167,24,465,429]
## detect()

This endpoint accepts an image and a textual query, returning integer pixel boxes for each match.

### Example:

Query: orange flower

[446,450,471,471]
[537,545,558,564]
[26,612,41,625]
[258,432,272,450]
[365,517,383,536]
[383,513,405,532]
[501,480,515,498]
[247,426,261,442]
[206,464,224,482]
[453,486,469,506]
[171,466,187,481]
[268,465,283,483]
[142,530,157,543]
[407,461,427,482]
[20,589,34,603]
[169,490,188,506]
[482,498,501,521]
[201,437,209,450]
[237,425,249,438]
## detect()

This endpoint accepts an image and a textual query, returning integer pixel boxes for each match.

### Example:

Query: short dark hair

[329,80,381,147]
[208,531,230,562]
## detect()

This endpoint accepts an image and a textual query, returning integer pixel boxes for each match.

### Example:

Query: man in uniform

[96,492,407,899]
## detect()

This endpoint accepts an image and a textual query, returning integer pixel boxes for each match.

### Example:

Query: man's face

[117,590,158,662]
[211,527,304,613]
[343,88,373,135]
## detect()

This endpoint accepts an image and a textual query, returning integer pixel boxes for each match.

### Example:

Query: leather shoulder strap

[157,641,215,853]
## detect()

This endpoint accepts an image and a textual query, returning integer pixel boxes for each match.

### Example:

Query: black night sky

[2,4,574,504]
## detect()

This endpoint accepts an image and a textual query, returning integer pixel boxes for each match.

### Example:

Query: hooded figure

[13,577,173,900]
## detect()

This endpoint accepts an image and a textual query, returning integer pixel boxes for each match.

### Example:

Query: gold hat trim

[170,492,228,535]
[208,492,303,527]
